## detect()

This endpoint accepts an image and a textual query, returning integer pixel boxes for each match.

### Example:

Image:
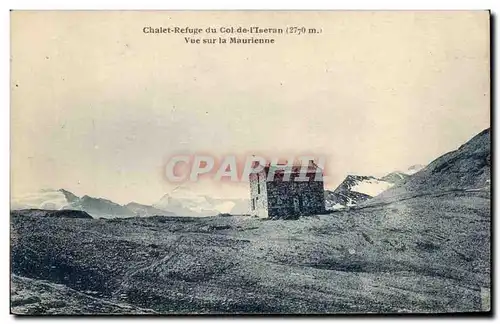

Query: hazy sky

[11,11,490,204]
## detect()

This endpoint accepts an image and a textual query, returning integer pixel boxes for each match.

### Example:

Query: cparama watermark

[164,155,328,183]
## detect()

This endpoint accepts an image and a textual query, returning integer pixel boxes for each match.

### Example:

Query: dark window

[252,198,255,210]
[257,174,261,194]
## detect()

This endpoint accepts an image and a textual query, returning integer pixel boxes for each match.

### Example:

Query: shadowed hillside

[369,128,490,205]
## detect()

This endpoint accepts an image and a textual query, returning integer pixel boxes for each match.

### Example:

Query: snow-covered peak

[350,178,394,196]
[154,187,244,216]
[325,173,400,211]
[11,189,76,210]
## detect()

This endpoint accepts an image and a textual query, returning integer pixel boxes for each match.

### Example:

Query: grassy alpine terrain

[10,129,491,314]
[11,190,490,314]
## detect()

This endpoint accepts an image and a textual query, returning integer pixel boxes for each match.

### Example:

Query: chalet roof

[261,161,323,175]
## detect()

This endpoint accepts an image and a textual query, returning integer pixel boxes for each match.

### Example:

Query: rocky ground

[11,188,490,315]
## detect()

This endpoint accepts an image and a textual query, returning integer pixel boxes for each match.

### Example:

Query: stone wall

[249,171,269,218]
[267,176,325,219]
[250,169,326,219]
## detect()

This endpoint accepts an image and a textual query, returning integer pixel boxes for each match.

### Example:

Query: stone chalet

[249,161,326,219]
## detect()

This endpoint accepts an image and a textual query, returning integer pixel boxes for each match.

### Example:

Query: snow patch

[331,203,345,210]
[395,172,405,180]
[350,179,394,197]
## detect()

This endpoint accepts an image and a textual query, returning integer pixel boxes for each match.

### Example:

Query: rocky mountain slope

[380,171,409,184]
[371,128,491,204]
[405,164,425,175]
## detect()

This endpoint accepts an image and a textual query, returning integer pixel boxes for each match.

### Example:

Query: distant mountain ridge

[125,202,176,217]
[11,189,174,219]
[66,195,136,218]
[11,187,249,218]
[154,187,249,216]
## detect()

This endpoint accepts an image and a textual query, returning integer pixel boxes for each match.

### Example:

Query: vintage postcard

[10,11,491,315]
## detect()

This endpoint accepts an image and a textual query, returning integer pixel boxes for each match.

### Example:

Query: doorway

[293,196,302,214]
